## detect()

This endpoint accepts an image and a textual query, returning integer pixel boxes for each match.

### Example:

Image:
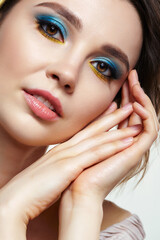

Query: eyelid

[35,14,68,40]
[89,57,123,80]
[89,62,110,82]
[91,57,117,72]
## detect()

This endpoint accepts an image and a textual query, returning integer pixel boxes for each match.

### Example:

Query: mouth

[23,88,63,121]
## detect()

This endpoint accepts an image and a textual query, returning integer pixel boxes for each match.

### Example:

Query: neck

[0,125,47,188]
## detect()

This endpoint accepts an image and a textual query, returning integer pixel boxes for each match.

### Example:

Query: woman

[0,0,159,239]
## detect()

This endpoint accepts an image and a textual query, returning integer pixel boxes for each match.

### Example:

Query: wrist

[0,198,27,240]
[59,194,103,240]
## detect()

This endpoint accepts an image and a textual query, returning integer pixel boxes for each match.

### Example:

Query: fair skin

[0,0,159,240]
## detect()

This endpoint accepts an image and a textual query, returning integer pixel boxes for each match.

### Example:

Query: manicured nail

[108,102,116,110]
[123,103,133,111]
[122,137,133,144]
[131,70,140,87]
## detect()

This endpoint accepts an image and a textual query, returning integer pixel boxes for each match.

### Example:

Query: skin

[0,0,142,180]
[0,0,159,240]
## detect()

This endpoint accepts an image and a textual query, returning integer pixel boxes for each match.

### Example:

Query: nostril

[52,74,59,80]
[64,84,71,89]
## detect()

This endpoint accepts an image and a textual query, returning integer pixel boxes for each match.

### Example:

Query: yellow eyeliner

[89,62,109,82]
[36,24,64,45]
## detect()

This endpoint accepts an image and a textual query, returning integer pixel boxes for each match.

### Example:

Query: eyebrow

[35,2,82,30]
[102,45,130,71]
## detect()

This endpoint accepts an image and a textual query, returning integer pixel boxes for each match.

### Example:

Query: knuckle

[61,158,83,179]
[92,146,103,161]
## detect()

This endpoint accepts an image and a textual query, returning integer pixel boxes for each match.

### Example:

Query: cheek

[70,78,124,130]
[0,19,48,79]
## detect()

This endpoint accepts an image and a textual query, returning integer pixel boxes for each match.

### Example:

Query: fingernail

[133,70,138,80]
[130,124,142,131]
[131,70,140,87]
[123,103,133,111]
[122,137,133,144]
[108,102,116,110]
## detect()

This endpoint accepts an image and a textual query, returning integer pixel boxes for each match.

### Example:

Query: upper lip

[24,88,63,117]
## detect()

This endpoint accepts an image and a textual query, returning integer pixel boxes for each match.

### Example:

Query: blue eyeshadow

[91,57,123,79]
[35,14,68,39]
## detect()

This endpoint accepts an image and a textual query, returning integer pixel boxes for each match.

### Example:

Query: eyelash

[89,57,122,81]
[35,15,68,44]
[35,16,122,80]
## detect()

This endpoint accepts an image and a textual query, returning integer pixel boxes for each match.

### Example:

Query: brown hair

[121,0,160,184]
[0,0,160,184]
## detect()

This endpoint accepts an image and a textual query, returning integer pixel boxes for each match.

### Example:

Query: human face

[0,0,142,146]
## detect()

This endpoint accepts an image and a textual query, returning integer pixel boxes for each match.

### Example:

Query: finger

[121,81,130,107]
[133,102,156,138]
[132,84,159,132]
[128,69,140,89]
[65,137,134,173]
[60,125,142,157]
[95,102,118,120]
[118,81,130,129]
[91,134,151,196]
[128,112,142,126]
[126,70,142,126]
[129,70,159,131]
[48,102,118,154]
[44,124,142,163]
[70,103,133,145]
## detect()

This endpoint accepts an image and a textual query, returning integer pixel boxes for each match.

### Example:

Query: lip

[23,88,63,121]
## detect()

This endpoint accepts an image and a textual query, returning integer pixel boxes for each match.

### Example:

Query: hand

[0,99,136,226]
[60,70,159,206]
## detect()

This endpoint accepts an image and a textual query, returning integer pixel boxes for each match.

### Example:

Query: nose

[46,57,81,94]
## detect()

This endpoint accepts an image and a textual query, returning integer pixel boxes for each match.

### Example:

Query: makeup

[89,57,123,82]
[23,89,63,121]
[35,14,68,43]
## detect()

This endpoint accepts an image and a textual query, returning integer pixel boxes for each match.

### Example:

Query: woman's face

[0,0,142,145]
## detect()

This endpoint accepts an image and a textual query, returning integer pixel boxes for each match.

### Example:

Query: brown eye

[90,58,122,80]
[97,62,109,72]
[90,60,113,79]
[46,24,58,35]
[37,21,64,42]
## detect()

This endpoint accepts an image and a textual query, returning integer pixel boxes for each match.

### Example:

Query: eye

[39,21,63,42]
[92,61,112,78]
[35,15,68,44]
[89,57,122,81]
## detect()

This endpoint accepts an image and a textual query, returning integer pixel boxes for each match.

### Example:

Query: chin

[0,109,88,147]
[0,120,76,148]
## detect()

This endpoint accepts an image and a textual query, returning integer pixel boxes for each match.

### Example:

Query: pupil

[98,62,107,72]
[48,24,57,34]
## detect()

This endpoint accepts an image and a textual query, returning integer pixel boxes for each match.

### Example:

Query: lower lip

[23,91,59,121]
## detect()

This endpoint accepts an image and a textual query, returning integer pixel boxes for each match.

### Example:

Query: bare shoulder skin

[101,200,131,231]
[26,199,131,240]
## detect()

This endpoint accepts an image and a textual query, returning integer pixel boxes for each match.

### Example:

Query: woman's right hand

[0,102,139,226]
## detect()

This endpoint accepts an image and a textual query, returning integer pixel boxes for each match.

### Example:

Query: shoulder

[101,200,131,230]
[100,200,145,239]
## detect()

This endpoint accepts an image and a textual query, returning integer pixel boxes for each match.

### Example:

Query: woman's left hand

[58,70,159,240]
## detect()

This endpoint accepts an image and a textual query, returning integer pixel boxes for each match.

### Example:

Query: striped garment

[100,214,145,240]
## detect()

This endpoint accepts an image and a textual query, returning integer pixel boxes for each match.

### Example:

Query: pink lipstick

[23,89,63,121]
